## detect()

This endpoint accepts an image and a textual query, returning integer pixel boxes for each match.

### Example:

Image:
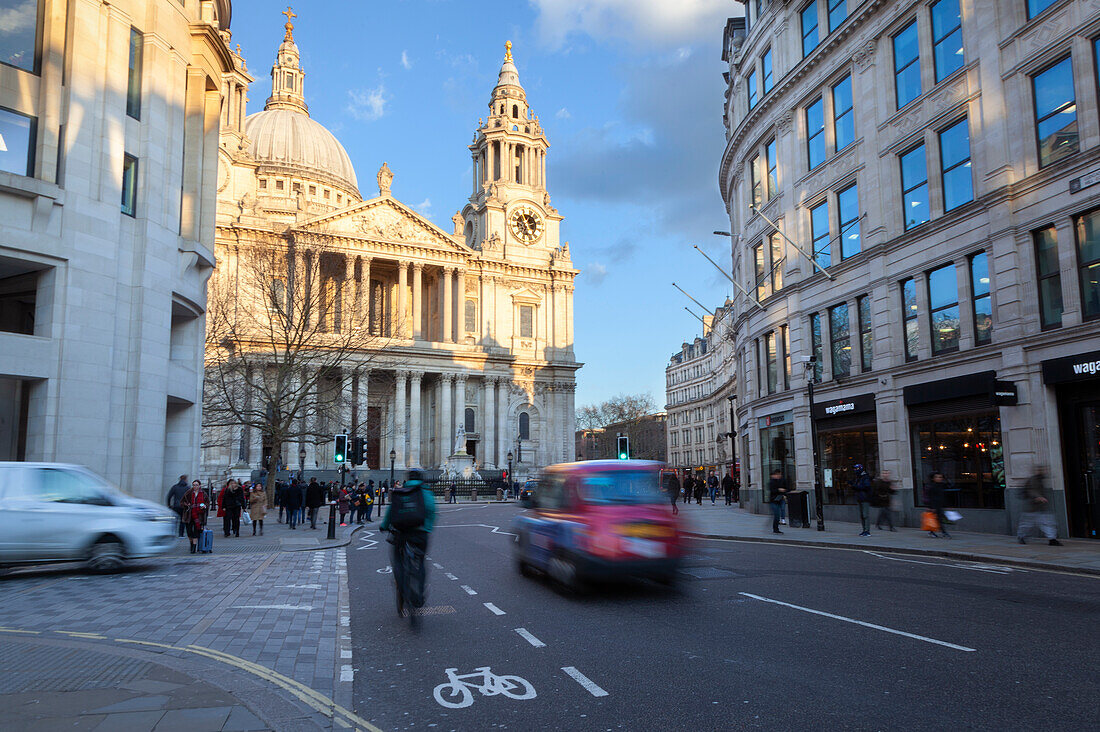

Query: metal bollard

[496,487,504,501]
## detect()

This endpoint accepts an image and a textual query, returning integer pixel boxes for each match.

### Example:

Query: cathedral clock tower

[463,42,563,265]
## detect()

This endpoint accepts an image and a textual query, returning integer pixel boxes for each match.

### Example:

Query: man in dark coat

[768,469,791,534]
[722,472,735,506]
[221,479,246,538]
[166,475,189,537]
[851,464,873,537]
[284,479,303,529]
[306,478,325,529]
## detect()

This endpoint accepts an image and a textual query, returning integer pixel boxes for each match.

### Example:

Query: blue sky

[229,0,734,410]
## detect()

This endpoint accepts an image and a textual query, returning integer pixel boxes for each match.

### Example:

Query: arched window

[499,104,504,115]
[464,298,477,334]
[519,412,530,440]
[465,407,475,433]
[512,104,519,118]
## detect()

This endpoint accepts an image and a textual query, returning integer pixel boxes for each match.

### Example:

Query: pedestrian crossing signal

[617,435,629,460]
[334,434,348,464]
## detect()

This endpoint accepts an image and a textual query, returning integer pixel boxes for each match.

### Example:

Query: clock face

[509,207,544,243]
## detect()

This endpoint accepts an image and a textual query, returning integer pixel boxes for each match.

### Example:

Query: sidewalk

[168,508,362,556]
[678,503,1100,575]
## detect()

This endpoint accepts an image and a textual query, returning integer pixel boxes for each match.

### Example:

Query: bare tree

[575,393,661,459]
[203,232,392,473]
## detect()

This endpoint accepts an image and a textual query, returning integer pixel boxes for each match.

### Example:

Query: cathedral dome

[245,109,360,198]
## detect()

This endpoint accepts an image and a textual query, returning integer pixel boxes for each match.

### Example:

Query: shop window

[902,278,919,361]
[940,118,972,211]
[765,332,778,394]
[811,200,830,269]
[0,0,40,72]
[911,412,1004,509]
[810,313,823,382]
[750,154,763,211]
[762,48,773,93]
[893,19,921,109]
[928,264,960,354]
[970,252,992,344]
[0,106,36,177]
[901,144,930,230]
[769,232,784,292]
[832,74,854,152]
[828,0,846,31]
[1033,225,1063,328]
[1075,208,1100,320]
[838,183,860,259]
[1033,56,1078,168]
[126,28,143,119]
[829,303,850,377]
[801,1,820,58]
[857,295,872,371]
[519,411,530,440]
[121,154,138,217]
[1027,0,1058,19]
[806,97,825,169]
[747,71,758,110]
[821,426,878,505]
[765,139,778,199]
[931,0,963,82]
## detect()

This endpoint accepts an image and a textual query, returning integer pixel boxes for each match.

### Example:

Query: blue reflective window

[838,183,860,259]
[928,264,959,354]
[748,71,758,110]
[902,278,919,361]
[121,154,138,217]
[762,48,774,93]
[806,97,825,169]
[811,201,830,270]
[828,0,847,32]
[1033,56,1078,168]
[939,118,972,211]
[1028,0,1058,19]
[0,0,39,72]
[901,145,929,230]
[0,106,35,177]
[893,20,921,109]
[931,0,963,82]
[858,295,873,372]
[970,252,992,345]
[810,313,823,382]
[802,2,820,58]
[1034,226,1062,329]
[1075,208,1100,321]
[829,303,850,377]
[832,74,854,151]
[766,138,778,199]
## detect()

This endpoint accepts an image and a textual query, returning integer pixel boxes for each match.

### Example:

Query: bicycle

[432,666,536,709]
[386,528,427,626]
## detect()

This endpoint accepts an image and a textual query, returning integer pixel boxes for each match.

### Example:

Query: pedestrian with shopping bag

[180,480,208,554]
[924,472,951,538]
[1017,466,1063,546]
[249,483,267,536]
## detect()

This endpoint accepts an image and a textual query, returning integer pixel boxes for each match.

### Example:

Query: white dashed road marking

[445,573,458,580]
[460,585,477,595]
[562,666,608,697]
[340,665,354,681]
[514,628,545,648]
[483,602,506,615]
[433,562,445,569]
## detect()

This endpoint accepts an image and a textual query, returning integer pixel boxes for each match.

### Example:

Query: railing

[425,476,510,500]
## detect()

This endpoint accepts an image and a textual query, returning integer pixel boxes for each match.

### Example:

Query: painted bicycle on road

[432,666,536,709]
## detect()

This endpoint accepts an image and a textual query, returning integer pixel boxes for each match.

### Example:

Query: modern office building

[721,0,1100,537]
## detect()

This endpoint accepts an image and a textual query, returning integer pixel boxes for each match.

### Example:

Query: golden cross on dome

[505,40,512,61]
[282,6,296,38]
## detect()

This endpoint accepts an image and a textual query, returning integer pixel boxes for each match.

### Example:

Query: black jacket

[222,486,246,510]
[721,475,735,494]
[768,477,789,503]
[166,481,188,514]
[306,480,325,508]
[284,482,303,509]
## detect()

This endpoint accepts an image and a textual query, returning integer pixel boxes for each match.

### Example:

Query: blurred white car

[0,463,178,572]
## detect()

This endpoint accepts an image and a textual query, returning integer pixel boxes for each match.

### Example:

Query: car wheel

[86,538,125,573]
[548,555,581,595]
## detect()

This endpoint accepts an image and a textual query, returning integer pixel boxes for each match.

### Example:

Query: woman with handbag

[180,480,208,554]
[924,472,951,538]
[249,484,267,536]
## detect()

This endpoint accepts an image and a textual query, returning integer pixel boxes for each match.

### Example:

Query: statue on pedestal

[454,424,467,455]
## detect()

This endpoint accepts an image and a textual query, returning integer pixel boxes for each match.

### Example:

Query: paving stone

[152,706,233,732]
[91,694,170,713]
[92,710,166,729]
[221,706,271,731]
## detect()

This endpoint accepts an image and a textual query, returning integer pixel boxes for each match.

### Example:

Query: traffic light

[334,433,348,464]
[350,437,366,466]
[617,435,629,460]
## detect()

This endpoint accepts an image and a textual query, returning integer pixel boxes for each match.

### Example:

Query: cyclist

[380,469,437,615]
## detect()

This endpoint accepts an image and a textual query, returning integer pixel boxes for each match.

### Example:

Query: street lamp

[727,394,738,503]
[389,448,396,490]
[507,450,514,497]
[298,448,306,473]
[805,358,826,531]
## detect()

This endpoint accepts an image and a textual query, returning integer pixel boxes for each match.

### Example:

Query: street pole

[328,463,342,540]
[727,395,738,504]
[389,448,396,493]
[806,363,826,531]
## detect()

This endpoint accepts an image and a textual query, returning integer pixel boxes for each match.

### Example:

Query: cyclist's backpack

[389,486,427,529]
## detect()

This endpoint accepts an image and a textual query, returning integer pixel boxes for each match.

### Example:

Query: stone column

[397,262,409,339]
[544,385,556,464]
[484,377,497,468]
[440,375,453,458]
[394,371,408,468]
[454,373,467,452]
[356,369,370,440]
[339,369,352,437]
[412,263,424,340]
[498,378,510,469]
[344,254,355,333]
[565,382,577,461]
[302,368,317,469]
[442,267,454,344]
[408,372,423,468]
[362,257,373,334]
[454,269,466,341]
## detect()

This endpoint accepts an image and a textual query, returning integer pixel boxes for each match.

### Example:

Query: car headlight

[134,507,173,522]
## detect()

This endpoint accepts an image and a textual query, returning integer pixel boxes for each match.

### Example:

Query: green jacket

[380,484,437,532]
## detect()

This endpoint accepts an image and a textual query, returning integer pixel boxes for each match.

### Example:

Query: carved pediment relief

[296,197,469,254]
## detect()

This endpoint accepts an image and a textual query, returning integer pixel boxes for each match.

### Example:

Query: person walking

[768,469,792,534]
[379,480,387,507]
[180,479,208,553]
[337,486,351,526]
[284,478,302,529]
[274,480,285,523]
[663,472,680,516]
[693,475,703,505]
[365,484,376,522]
[925,472,951,538]
[249,484,267,536]
[872,470,898,531]
[297,480,308,525]
[167,475,189,538]
[681,475,692,505]
[707,471,719,504]
[1018,466,1063,546]
[851,464,873,537]
[221,479,246,538]
[306,478,325,529]
[722,471,735,506]
[449,480,457,504]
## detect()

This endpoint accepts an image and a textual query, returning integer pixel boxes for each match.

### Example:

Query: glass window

[901,145,930,230]
[821,426,879,504]
[36,468,110,505]
[832,74,854,152]
[751,154,763,210]
[939,118,973,211]
[857,295,873,371]
[810,313,823,382]
[519,411,530,440]
[829,303,850,377]
[928,264,960,354]
[1075,208,1100,320]
[762,48,774,93]
[970,252,992,345]
[1027,0,1058,19]
[838,183,860,259]
[1034,225,1063,328]
[126,28,142,119]
[465,407,476,433]
[1033,56,1078,168]
[765,332,778,394]
[931,0,963,83]
[766,138,778,199]
[828,0,846,32]
[754,243,771,301]
[464,298,477,333]
[518,305,534,338]
[801,1,820,58]
[0,106,35,177]
[762,420,795,484]
[912,412,1004,509]
[902,278,919,361]
[121,154,138,217]
[755,339,763,397]
[748,71,758,110]
[807,97,825,169]
[0,0,39,72]
[893,20,921,109]
[781,324,791,389]
[811,200,830,269]
[769,232,784,292]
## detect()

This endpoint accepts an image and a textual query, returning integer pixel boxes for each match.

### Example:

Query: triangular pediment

[294,196,470,254]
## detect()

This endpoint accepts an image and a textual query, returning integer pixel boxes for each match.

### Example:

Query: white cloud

[401,50,412,70]
[414,198,432,216]
[585,262,608,285]
[346,85,388,121]
[531,0,732,48]
[556,107,571,119]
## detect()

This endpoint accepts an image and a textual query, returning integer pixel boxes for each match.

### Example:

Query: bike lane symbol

[433,667,536,709]
[377,566,392,574]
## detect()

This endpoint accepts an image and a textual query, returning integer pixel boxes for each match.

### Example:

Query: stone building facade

[201,20,579,482]
[0,0,235,501]
[721,0,1100,538]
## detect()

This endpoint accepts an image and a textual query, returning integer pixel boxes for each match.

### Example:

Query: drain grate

[680,567,740,580]
[410,605,456,616]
